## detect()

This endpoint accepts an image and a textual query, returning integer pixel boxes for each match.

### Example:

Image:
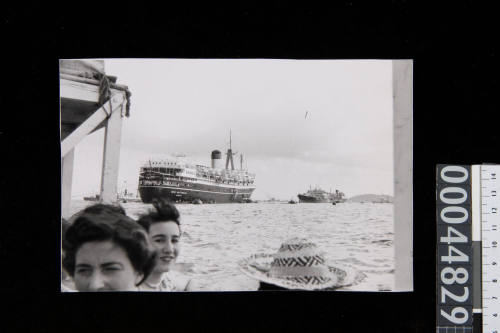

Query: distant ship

[138,132,256,204]
[83,194,100,202]
[117,188,142,203]
[297,187,346,203]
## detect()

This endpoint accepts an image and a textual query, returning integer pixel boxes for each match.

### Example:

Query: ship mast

[225,129,236,170]
[240,153,243,170]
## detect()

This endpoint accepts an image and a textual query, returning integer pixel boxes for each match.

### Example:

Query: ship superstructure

[138,132,256,203]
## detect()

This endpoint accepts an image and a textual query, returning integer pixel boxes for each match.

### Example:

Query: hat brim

[238,253,365,291]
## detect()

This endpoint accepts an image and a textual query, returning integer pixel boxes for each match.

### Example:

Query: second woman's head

[137,199,181,272]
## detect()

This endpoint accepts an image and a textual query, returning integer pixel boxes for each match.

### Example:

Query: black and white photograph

[8,3,500,332]
[60,58,413,292]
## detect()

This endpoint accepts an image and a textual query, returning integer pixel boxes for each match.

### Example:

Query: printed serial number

[437,165,472,326]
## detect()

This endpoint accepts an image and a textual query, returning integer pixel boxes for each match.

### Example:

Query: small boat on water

[288,199,297,204]
[117,184,143,203]
[83,191,142,203]
[118,193,142,203]
[118,197,143,203]
[83,194,100,202]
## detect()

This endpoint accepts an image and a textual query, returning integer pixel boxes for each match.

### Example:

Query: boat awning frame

[60,77,129,216]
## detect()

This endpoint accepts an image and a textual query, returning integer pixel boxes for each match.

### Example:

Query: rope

[98,75,112,118]
[124,89,131,117]
[97,74,132,118]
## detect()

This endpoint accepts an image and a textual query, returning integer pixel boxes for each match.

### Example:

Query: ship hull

[139,184,255,204]
[297,194,331,203]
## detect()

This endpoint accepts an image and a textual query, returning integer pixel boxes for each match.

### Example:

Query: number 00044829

[437,165,472,327]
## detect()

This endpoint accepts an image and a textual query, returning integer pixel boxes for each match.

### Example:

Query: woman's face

[149,221,181,272]
[74,240,142,291]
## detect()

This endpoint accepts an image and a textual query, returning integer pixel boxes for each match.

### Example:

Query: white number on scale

[440,307,468,325]
[441,166,469,183]
[441,267,469,285]
[441,286,469,303]
[440,206,469,224]
[438,166,470,326]
[440,187,468,205]
[441,246,469,264]
[440,226,468,244]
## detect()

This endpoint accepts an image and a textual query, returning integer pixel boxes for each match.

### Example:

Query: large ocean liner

[138,134,256,204]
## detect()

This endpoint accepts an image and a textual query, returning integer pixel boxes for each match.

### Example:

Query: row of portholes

[141,180,254,194]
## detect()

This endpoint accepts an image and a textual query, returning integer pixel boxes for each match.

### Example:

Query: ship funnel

[211,150,222,169]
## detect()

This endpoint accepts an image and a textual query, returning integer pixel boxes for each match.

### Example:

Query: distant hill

[347,194,393,203]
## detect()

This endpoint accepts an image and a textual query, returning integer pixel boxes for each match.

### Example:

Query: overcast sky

[70,59,393,200]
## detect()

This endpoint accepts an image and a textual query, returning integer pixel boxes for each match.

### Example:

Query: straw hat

[238,238,365,290]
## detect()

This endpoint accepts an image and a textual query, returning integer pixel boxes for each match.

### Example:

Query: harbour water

[68,200,394,291]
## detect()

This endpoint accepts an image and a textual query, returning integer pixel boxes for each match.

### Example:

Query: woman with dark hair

[137,199,193,291]
[62,204,156,292]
